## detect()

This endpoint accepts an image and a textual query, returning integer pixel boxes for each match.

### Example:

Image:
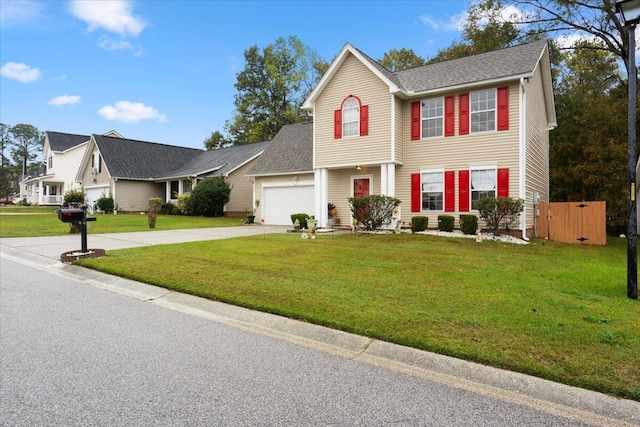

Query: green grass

[75,232,640,401]
[0,206,246,237]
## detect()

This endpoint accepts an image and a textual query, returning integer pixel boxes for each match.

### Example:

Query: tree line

[0,123,44,200]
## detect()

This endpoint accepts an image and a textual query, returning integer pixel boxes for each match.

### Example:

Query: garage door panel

[263,185,314,225]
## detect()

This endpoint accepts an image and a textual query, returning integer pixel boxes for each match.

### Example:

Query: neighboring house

[251,39,556,238]
[75,134,269,213]
[19,131,91,205]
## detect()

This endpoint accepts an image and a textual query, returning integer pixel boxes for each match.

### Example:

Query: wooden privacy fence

[536,201,607,245]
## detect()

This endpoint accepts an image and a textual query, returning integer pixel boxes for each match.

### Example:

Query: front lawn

[0,207,245,237]
[76,232,640,401]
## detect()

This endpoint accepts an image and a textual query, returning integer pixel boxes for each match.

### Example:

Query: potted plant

[307,215,317,230]
[328,202,338,227]
[246,200,259,224]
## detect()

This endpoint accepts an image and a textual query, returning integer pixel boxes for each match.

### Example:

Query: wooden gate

[536,201,606,245]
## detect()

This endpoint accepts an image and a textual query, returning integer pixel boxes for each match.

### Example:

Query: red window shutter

[444,171,455,212]
[411,101,421,140]
[459,93,469,135]
[497,168,509,197]
[459,170,470,212]
[334,109,342,139]
[360,105,369,136]
[497,87,509,130]
[444,96,455,136]
[411,173,421,212]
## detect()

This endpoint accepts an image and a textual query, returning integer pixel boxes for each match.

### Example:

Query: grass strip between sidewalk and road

[75,232,640,401]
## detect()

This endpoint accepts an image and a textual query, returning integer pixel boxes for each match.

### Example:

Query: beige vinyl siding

[115,180,164,212]
[254,173,314,219]
[394,95,404,164]
[225,158,260,215]
[395,83,521,226]
[524,65,550,231]
[327,167,381,225]
[315,54,393,168]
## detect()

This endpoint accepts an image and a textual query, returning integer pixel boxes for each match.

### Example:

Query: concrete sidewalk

[0,225,289,260]
[1,227,639,426]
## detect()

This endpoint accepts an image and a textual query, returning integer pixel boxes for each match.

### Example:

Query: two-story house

[250,39,556,238]
[19,131,91,205]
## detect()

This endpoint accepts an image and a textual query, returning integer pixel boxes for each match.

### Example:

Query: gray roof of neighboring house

[162,140,271,179]
[246,122,313,176]
[393,39,548,93]
[46,131,90,152]
[93,134,203,179]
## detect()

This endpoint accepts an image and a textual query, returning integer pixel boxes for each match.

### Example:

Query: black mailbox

[57,208,85,223]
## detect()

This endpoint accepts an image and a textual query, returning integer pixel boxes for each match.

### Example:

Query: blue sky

[1,0,474,150]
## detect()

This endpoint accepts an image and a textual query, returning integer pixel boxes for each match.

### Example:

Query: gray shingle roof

[394,39,548,93]
[163,140,271,179]
[247,122,313,176]
[46,131,90,152]
[93,134,203,179]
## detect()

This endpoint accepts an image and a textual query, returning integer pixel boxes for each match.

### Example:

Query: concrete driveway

[0,225,290,260]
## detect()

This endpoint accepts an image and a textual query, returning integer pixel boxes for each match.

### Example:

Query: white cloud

[420,13,464,32]
[98,101,167,123]
[98,36,144,56]
[48,95,81,107]
[0,0,44,25]
[69,0,146,37]
[0,62,41,83]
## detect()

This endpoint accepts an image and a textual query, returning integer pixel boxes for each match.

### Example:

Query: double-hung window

[421,98,443,138]
[342,98,360,137]
[471,168,496,209]
[470,89,496,133]
[421,171,443,211]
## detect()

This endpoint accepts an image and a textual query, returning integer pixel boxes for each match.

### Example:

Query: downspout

[112,178,118,214]
[519,77,529,241]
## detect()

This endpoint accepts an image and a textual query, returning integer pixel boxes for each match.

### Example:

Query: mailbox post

[56,205,97,253]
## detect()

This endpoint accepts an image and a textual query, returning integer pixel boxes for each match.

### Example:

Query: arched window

[342,98,360,137]
[333,95,368,139]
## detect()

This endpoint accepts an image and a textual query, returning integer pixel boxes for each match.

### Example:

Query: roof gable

[303,39,551,106]
[247,122,313,176]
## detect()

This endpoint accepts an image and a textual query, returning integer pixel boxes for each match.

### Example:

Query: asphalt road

[0,253,636,426]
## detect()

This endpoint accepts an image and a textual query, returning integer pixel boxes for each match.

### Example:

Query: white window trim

[421,97,444,139]
[470,88,497,133]
[420,168,444,212]
[470,166,498,210]
[342,98,360,138]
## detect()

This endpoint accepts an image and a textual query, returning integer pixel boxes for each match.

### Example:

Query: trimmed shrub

[291,213,310,229]
[148,197,162,228]
[159,202,179,215]
[438,215,455,232]
[63,189,85,206]
[177,192,193,215]
[411,216,429,233]
[17,198,31,206]
[348,195,401,231]
[190,176,231,217]
[459,214,478,235]
[96,195,115,213]
[476,196,525,236]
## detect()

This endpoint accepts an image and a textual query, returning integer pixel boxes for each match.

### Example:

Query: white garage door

[263,185,315,225]
[85,187,109,211]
